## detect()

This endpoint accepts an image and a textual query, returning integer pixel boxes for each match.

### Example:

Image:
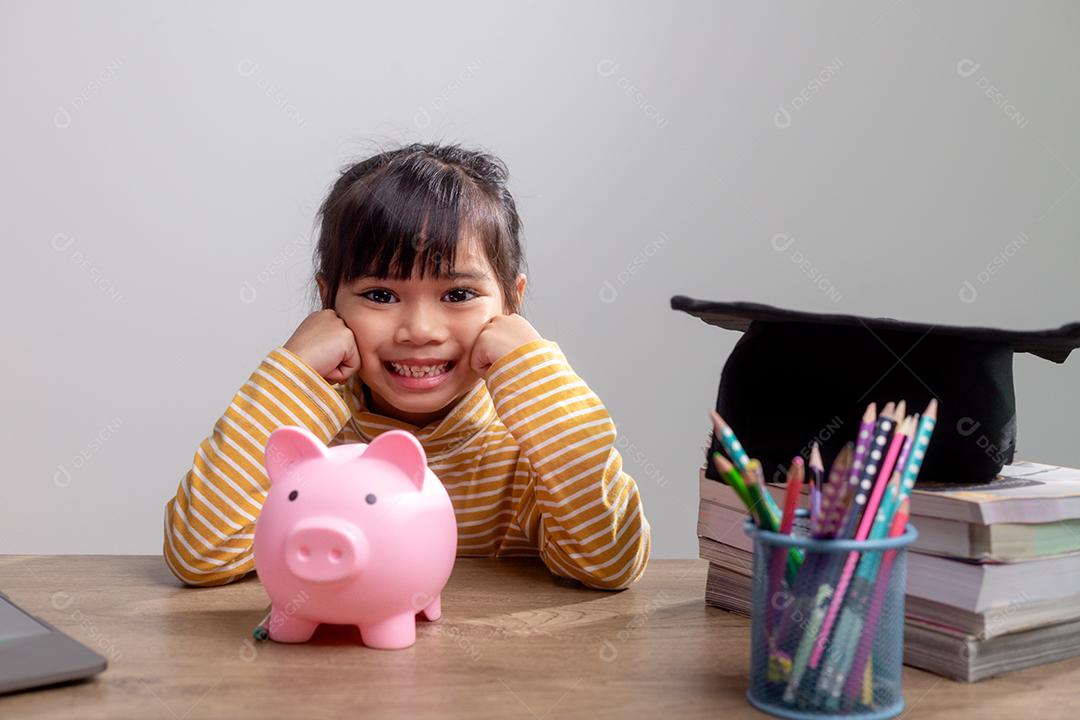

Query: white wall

[2,0,1078,556]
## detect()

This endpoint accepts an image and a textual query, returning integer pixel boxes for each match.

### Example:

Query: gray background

[3,1,1078,558]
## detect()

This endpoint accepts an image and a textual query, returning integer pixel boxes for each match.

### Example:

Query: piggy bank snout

[284,517,368,583]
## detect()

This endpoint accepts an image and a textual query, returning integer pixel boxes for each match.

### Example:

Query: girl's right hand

[283,310,362,384]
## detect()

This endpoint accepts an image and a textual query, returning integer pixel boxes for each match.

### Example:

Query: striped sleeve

[163,347,350,586]
[485,339,651,590]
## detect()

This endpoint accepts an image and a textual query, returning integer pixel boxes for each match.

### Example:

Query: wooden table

[1,556,1077,719]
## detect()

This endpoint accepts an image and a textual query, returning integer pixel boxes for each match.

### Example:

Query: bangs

[314,142,525,314]
[327,159,503,286]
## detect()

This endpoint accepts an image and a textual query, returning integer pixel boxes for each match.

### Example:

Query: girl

[163,143,651,590]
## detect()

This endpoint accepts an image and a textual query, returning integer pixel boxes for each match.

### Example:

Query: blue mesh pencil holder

[743,513,918,720]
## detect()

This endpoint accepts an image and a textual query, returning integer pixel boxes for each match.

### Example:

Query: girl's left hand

[470,314,544,379]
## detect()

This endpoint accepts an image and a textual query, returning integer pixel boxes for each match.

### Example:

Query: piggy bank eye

[365,493,377,505]
[288,490,298,501]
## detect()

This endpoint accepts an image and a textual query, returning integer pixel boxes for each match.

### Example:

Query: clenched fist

[469,314,544,379]
[283,310,362,384]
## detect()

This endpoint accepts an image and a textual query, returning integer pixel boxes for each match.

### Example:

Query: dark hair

[313,142,527,314]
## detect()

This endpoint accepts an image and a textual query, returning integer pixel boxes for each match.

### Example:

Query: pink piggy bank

[253,425,457,649]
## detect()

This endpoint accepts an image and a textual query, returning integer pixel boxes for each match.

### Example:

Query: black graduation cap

[672,296,1080,485]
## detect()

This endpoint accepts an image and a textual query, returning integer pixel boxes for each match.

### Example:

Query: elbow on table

[162,503,254,588]
[583,548,651,591]
[162,547,251,588]
[550,525,652,592]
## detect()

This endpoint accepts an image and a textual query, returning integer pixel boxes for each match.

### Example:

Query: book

[903,616,1080,683]
[700,461,1080,524]
[699,458,1080,682]
[906,552,1080,613]
[702,560,1080,682]
[905,594,1080,640]
[699,465,1080,561]
[910,514,1080,562]
[704,562,752,616]
[904,461,1080,524]
[700,508,1080,621]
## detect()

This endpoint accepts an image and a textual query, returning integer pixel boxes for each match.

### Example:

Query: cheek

[340,313,386,349]
[454,311,498,345]
[455,310,493,332]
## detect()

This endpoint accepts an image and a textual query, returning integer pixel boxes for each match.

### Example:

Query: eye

[365,493,377,505]
[288,490,298,501]
[357,289,396,304]
[445,287,479,303]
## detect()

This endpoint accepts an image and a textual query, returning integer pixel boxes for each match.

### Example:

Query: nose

[396,301,448,345]
[284,517,368,583]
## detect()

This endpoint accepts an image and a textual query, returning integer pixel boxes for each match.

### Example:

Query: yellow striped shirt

[163,338,650,590]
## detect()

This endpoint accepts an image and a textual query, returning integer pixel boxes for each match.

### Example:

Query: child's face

[329,238,525,427]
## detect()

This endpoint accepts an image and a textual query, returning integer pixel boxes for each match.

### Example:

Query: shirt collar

[341,374,497,459]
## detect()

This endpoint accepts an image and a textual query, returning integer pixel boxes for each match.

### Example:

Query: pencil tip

[709,408,729,432]
[711,451,733,473]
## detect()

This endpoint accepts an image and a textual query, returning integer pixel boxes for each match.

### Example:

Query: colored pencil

[845,403,878,502]
[764,457,804,645]
[748,459,781,531]
[825,407,936,705]
[839,401,938,705]
[868,416,917,539]
[772,400,935,708]
[840,499,912,708]
[814,415,914,702]
[809,404,897,669]
[748,459,803,583]
[809,443,824,524]
[710,409,750,469]
[252,604,273,641]
[780,456,804,535]
[770,446,847,680]
[711,409,786,524]
[711,450,756,521]
[818,443,854,539]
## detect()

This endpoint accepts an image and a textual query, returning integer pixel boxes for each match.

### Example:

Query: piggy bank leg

[268,606,319,643]
[360,612,417,650]
[418,593,441,621]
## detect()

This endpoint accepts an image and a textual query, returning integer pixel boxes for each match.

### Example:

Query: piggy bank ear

[360,430,427,490]
[264,426,330,486]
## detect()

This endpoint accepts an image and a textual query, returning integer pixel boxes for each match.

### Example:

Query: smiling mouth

[384,360,456,378]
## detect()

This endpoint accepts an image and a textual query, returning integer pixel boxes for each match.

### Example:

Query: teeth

[390,362,450,378]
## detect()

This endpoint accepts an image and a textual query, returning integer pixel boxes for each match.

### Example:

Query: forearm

[163,347,350,586]
[488,339,651,590]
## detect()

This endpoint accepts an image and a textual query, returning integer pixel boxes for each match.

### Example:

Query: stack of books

[699,460,1080,682]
